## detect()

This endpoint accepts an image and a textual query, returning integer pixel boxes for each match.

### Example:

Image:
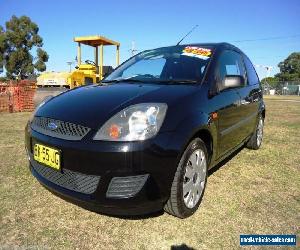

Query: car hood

[36,83,197,129]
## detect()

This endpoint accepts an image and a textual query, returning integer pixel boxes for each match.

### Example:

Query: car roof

[148,43,243,54]
[181,42,242,51]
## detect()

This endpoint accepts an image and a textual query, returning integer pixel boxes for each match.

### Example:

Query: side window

[217,50,246,86]
[243,56,260,85]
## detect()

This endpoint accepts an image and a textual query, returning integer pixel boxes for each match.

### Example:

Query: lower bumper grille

[31,161,100,194]
[106,174,149,198]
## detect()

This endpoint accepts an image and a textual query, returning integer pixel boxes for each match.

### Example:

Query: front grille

[31,160,100,194]
[31,117,90,140]
[106,174,149,198]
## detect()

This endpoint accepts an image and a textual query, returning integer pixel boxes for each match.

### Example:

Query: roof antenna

[176,25,199,46]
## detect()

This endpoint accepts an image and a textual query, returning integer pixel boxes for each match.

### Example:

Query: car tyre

[164,138,208,218]
[246,114,264,150]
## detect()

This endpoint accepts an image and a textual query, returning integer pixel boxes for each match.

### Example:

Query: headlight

[93,103,168,141]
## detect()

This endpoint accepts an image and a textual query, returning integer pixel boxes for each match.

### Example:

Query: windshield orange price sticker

[182,46,212,59]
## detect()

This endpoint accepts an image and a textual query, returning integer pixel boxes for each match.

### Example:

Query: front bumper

[25,122,186,216]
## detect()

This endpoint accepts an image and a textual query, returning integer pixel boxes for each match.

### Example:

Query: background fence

[0,80,36,113]
[262,81,300,95]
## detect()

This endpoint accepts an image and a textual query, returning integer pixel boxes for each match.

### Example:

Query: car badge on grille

[48,122,58,130]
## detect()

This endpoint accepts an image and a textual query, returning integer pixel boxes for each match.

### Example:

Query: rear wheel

[246,114,264,150]
[164,138,208,218]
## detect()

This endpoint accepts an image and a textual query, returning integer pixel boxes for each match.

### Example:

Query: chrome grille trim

[31,117,91,140]
[31,160,100,194]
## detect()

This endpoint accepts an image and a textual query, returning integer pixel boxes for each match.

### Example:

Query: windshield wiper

[101,78,200,85]
[101,78,144,84]
[158,79,200,85]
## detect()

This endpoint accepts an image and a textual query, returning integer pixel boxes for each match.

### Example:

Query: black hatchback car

[25,43,265,218]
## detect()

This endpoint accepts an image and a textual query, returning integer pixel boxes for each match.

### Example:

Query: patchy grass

[264,95,300,101]
[0,97,299,250]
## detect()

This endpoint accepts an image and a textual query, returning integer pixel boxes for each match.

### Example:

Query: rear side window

[217,50,246,85]
[243,56,260,85]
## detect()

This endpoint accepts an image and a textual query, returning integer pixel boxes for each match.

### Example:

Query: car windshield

[104,45,213,84]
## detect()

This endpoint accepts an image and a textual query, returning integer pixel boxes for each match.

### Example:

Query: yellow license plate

[33,143,61,170]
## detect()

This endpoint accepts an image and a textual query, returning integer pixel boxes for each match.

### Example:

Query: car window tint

[244,55,260,85]
[217,50,246,85]
[161,56,207,80]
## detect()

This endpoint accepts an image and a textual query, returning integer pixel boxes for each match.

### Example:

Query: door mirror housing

[219,75,244,91]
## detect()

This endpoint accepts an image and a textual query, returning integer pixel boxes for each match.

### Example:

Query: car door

[237,55,262,137]
[211,50,246,158]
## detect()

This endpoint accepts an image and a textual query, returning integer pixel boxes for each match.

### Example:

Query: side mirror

[75,66,79,69]
[220,75,244,91]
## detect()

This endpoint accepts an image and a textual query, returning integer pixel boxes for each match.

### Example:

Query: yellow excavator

[34,35,120,106]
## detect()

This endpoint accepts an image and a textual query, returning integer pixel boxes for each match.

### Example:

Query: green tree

[0,26,6,71]
[260,76,279,88]
[275,52,300,81]
[0,15,49,79]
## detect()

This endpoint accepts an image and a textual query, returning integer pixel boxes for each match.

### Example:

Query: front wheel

[164,138,208,218]
[246,114,264,150]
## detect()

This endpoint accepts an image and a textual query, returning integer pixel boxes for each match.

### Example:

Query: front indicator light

[109,124,121,139]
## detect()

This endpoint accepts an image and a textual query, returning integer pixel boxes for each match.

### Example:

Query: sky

[1,0,300,79]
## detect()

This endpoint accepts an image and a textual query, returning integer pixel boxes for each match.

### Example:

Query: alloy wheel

[183,149,207,209]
